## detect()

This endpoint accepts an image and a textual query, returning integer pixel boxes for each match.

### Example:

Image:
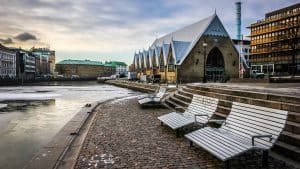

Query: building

[104,61,127,77]
[31,47,55,75]
[0,44,16,79]
[11,49,36,80]
[248,3,300,76]
[55,59,106,78]
[232,39,251,76]
[133,14,239,83]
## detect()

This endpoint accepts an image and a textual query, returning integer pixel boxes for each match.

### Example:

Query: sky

[0,0,298,65]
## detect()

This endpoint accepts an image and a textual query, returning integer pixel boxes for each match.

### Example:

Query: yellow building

[248,3,300,75]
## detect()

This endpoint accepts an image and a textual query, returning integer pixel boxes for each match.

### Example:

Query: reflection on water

[0,82,138,169]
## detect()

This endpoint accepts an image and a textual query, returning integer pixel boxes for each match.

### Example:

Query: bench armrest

[251,135,273,146]
[194,114,209,123]
[208,119,226,125]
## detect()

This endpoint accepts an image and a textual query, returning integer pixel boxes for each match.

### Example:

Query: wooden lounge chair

[185,102,288,168]
[158,94,218,135]
[138,87,167,105]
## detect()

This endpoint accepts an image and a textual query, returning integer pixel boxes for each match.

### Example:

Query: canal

[0,81,138,169]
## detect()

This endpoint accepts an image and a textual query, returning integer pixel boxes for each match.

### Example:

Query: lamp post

[203,42,207,83]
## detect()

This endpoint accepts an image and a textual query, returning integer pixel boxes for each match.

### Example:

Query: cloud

[0,38,13,44]
[15,32,37,41]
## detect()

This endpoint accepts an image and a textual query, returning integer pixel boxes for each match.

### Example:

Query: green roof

[104,61,127,67]
[56,59,104,66]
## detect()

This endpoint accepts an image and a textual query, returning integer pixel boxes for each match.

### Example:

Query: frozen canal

[0,81,138,169]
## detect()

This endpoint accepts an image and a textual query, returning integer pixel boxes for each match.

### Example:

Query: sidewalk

[74,97,296,169]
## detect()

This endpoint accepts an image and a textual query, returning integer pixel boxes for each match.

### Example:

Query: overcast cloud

[0,0,298,64]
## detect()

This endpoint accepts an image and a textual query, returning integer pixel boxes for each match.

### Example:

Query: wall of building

[178,36,239,83]
[55,64,105,78]
[0,48,16,78]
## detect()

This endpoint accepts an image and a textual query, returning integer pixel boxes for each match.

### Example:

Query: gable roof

[141,14,230,65]
[162,43,170,65]
[171,40,191,64]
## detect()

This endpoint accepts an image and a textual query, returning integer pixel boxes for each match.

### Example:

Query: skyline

[0,0,299,65]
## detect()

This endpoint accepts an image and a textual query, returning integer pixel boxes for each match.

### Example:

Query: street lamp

[203,42,207,83]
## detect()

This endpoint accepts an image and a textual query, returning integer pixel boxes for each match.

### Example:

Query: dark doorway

[206,47,225,82]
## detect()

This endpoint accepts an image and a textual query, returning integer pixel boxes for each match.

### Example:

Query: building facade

[133,14,239,83]
[104,61,127,76]
[55,59,106,78]
[31,47,55,75]
[10,48,36,80]
[248,3,300,75]
[0,44,16,78]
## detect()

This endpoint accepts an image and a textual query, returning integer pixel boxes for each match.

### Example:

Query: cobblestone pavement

[75,97,297,169]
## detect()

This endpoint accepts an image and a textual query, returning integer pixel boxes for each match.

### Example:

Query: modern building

[133,14,239,83]
[12,49,36,80]
[55,59,106,78]
[0,44,16,79]
[31,47,55,75]
[104,61,127,77]
[248,3,300,75]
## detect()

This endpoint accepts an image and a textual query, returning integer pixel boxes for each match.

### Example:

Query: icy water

[0,81,138,169]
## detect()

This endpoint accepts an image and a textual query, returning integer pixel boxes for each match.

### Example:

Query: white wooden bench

[185,102,288,168]
[158,94,218,135]
[138,87,167,105]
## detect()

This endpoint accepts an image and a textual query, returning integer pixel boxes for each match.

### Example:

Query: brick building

[31,47,55,75]
[55,59,107,78]
[133,14,239,83]
[248,3,300,75]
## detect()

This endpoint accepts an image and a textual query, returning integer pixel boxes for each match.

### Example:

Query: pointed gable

[162,43,170,65]
[171,40,191,64]
[203,16,230,37]
[148,48,154,67]
[154,46,161,66]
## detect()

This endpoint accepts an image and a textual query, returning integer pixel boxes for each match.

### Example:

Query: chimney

[235,1,242,40]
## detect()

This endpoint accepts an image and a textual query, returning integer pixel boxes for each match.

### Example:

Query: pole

[203,44,207,83]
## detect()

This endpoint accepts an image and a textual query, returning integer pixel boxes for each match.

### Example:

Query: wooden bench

[138,87,167,105]
[185,102,288,167]
[158,94,218,135]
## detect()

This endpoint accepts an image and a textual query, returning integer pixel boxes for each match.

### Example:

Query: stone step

[164,97,186,112]
[178,89,193,98]
[288,111,300,123]
[173,92,192,103]
[186,84,300,105]
[215,105,231,117]
[182,86,300,113]
[284,121,300,134]
[279,131,300,147]
[169,95,189,107]
[273,141,300,162]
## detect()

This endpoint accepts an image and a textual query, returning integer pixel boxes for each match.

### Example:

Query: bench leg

[262,150,269,168]
[160,122,163,126]
[176,129,179,138]
[189,141,193,147]
[225,160,230,169]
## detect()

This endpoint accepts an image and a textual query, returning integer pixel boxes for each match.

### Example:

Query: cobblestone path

[75,97,296,169]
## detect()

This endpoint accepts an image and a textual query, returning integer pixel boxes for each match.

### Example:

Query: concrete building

[0,44,16,78]
[248,3,300,76]
[133,14,239,83]
[31,47,55,75]
[55,59,106,78]
[14,49,36,80]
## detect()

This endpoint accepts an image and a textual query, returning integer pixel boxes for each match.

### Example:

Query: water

[0,81,138,169]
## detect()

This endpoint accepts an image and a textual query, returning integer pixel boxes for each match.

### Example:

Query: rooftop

[56,59,104,66]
